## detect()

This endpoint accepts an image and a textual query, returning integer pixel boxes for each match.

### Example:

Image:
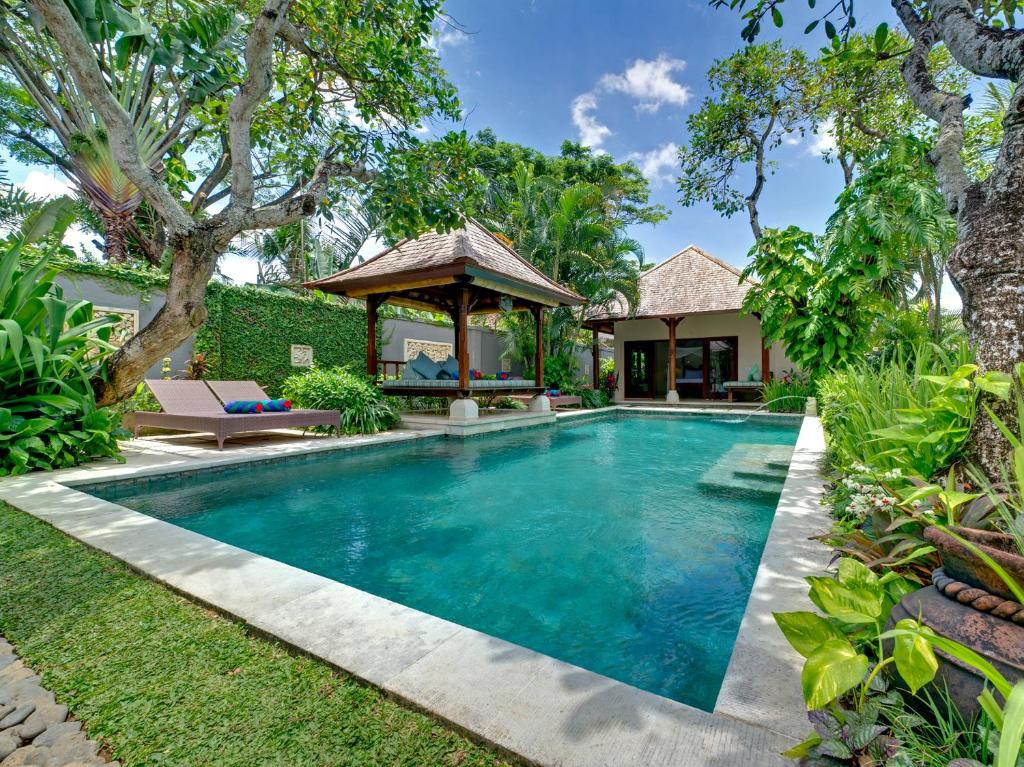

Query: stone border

[0,415,828,766]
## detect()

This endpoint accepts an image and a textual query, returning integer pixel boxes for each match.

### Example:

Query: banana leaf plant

[0,0,242,263]
[0,197,125,475]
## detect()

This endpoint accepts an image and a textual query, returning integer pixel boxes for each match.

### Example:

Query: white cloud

[570,53,691,148]
[571,92,612,149]
[807,119,837,156]
[598,55,691,113]
[626,142,679,185]
[430,25,469,52]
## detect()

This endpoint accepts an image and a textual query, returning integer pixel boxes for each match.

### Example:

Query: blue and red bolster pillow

[222,399,292,414]
[224,400,264,414]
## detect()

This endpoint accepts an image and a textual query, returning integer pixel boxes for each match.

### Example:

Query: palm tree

[0,0,240,263]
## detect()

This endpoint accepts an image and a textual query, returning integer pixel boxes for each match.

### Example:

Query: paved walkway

[0,637,114,766]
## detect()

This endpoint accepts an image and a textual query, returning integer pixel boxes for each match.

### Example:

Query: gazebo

[305,219,584,418]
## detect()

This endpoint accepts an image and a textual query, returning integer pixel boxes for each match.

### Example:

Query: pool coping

[0,412,829,766]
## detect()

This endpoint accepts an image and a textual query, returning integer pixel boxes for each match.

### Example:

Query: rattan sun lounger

[132,380,341,449]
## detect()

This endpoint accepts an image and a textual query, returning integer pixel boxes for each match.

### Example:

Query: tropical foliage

[1,198,124,475]
[0,0,242,263]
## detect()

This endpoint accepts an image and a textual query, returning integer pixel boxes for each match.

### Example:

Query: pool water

[91,413,799,710]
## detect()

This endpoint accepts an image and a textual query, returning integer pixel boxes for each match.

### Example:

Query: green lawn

[0,503,511,767]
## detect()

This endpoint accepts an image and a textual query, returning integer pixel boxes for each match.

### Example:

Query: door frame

[624,340,656,398]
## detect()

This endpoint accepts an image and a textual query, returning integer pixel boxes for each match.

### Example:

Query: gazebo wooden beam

[660,316,682,397]
[532,304,544,388]
[457,287,470,390]
[592,327,600,390]
[366,295,382,379]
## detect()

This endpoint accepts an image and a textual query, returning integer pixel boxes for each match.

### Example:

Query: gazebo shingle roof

[306,219,583,307]
[587,244,751,321]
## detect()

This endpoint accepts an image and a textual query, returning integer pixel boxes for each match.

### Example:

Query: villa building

[585,244,794,402]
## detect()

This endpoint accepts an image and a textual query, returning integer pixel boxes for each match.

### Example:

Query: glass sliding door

[674,339,704,399]
[672,336,738,399]
[624,341,656,398]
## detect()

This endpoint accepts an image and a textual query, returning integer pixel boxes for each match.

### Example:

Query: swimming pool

[89,412,800,710]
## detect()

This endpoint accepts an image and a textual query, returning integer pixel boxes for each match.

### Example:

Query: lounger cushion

[224,400,264,414]
[410,352,442,380]
[440,355,460,379]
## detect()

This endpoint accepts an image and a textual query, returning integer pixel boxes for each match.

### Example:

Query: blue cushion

[436,369,452,380]
[441,355,460,379]
[410,351,442,380]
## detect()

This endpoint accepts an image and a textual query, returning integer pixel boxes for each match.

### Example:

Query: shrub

[281,367,398,435]
[762,370,814,413]
[817,342,975,477]
[580,388,610,409]
[543,353,581,393]
[1,201,125,475]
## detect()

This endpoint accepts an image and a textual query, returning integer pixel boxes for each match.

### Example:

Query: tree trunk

[100,211,132,264]
[949,189,1024,477]
[92,226,221,406]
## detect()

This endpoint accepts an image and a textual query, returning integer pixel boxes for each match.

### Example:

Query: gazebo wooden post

[591,326,600,390]
[761,337,771,383]
[457,287,470,390]
[532,305,544,387]
[366,295,380,379]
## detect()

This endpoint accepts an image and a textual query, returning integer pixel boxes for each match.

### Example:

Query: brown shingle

[306,219,583,306]
[588,244,751,320]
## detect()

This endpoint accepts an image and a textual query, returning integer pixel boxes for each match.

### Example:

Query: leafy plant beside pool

[282,366,399,435]
[1,200,126,476]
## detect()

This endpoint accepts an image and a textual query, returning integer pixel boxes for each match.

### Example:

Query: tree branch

[893,0,972,211]
[225,0,292,211]
[30,0,194,234]
[930,0,1024,80]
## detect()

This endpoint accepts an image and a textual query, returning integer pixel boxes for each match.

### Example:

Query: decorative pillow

[224,400,263,414]
[441,355,460,379]
[436,369,452,380]
[748,365,760,382]
[410,351,442,380]
[262,398,291,412]
[498,371,510,380]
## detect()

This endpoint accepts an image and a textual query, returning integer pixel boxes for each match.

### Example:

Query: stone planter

[887,527,1024,718]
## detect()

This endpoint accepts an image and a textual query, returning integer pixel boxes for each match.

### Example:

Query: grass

[0,502,512,767]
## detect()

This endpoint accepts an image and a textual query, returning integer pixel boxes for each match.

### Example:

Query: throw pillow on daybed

[441,355,460,379]
[224,400,264,414]
[410,351,442,380]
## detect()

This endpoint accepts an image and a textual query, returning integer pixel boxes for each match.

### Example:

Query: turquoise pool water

[91,412,799,710]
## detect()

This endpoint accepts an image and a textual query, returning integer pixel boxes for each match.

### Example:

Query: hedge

[49,258,371,396]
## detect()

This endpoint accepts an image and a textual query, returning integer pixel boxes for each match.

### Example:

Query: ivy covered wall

[195,283,368,395]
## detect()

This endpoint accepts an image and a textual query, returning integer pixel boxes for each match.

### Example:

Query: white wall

[610,313,795,400]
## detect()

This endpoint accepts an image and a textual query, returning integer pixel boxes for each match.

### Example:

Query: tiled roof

[306,219,583,305]
[587,244,751,320]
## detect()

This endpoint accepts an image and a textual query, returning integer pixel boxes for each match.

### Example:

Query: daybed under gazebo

[305,219,584,419]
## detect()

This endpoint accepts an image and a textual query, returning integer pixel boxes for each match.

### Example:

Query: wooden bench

[723,381,764,402]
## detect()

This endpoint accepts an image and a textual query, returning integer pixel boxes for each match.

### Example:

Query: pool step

[697,444,793,503]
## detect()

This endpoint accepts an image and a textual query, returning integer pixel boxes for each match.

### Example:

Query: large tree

[677,41,815,240]
[712,0,1024,476]
[1,0,486,405]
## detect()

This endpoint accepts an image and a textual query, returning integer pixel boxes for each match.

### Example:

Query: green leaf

[802,639,869,709]
[891,618,938,693]
[873,22,889,51]
[774,611,843,658]
[807,576,883,624]
[996,681,1024,767]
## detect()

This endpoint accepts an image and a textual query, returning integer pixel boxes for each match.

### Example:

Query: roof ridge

[640,243,749,284]
[466,218,585,301]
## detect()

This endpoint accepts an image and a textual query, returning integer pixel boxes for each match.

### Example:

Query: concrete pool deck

[0,410,829,766]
